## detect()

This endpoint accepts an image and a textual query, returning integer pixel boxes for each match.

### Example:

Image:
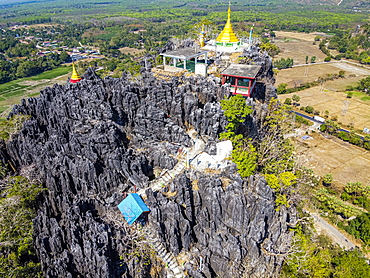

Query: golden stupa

[70,62,82,83]
[216,4,239,44]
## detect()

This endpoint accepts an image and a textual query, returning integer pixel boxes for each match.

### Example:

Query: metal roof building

[160,47,209,73]
[221,64,261,97]
[117,193,150,225]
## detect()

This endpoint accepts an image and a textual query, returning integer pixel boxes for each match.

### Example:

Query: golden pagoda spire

[199,25,205,47]
[216,2,239,44]
[70,62,82,83]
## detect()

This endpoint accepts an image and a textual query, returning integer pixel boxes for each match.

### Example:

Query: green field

[0,66,71,117]
[348,91,370,102]
[28,67,72,81]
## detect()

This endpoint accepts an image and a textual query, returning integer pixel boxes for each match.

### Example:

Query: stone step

[143,228,187,278]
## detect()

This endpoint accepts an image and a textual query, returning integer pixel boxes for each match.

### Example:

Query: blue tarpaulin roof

[117,193,150,225]
[302,135,313,140]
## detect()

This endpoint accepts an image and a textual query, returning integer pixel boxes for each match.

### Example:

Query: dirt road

[310,212,356,250]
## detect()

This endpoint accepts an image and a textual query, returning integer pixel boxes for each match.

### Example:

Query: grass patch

[343,91,370,102]
[3,90,26,98]
[0,107,8,114]
[350,91,363,97]
[360,96,370,101]
[0,115,30,140]
[0,82,29,95]
[348,91,370,101]
[28,92,41,97]
[0,66,71,117]
[0,65,70,100]
[28,66,71,81]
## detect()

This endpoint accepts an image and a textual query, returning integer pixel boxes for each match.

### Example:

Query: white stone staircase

[137,149,187,197]
[144,226,187,278]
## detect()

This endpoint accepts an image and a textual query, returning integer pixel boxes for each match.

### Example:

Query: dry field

[278,61,370,129]
[280,87,370,129]
[274,31,328,65]
[274,63,360,87]
[295,132,370,187]
[274,32,370,188]
[274,41,326,64]
[274,31,327,42]
[82,29,108,38]
[24,23,62,29]
[119,47,146,55]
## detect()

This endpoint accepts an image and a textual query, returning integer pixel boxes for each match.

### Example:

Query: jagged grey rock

[239,46,278,101]
[2,64,295,277]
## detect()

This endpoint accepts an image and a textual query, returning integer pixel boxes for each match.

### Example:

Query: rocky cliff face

[3,67,295,277]
[239,46,277,101]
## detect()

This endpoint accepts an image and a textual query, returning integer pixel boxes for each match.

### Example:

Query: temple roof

[216,5,239,43]
[221,64,261,78]
[160,47,209,60]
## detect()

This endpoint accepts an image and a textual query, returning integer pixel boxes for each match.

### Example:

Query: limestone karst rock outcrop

[2,65,296,277]
[239,46,277,100]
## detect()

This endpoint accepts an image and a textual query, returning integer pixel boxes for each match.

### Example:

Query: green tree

[284,98,292,105]
[0,176,44,277]
[277,83,288,94]
[322,173,333,186]
[255,99,294,174]
[345,182,364,197]
[292,94,300,104]
[311,56,316,63]
[274,57,294,69]
[361,56,370,64]
[357,76,370,93]
[305,106,314,114]
[59,51,70,63]
[325,120,340,134]
[260,42,280,57]
[324,110,330,118]
[332,249,370,277]
[220,95,253,132]
[265,171,296,208]
[282,227,370,278]
[231,142,257,178]
[219,95,256,177]
[345,213,370,245]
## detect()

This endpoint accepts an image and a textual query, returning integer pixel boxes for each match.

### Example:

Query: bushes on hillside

[344,213,370,245]
[274,57,294,69]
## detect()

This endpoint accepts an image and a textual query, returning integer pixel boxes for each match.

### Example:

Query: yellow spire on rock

[216,3,239,43]
[71,63,81,80]
[70,62,82,83]
[199,25,205,47]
